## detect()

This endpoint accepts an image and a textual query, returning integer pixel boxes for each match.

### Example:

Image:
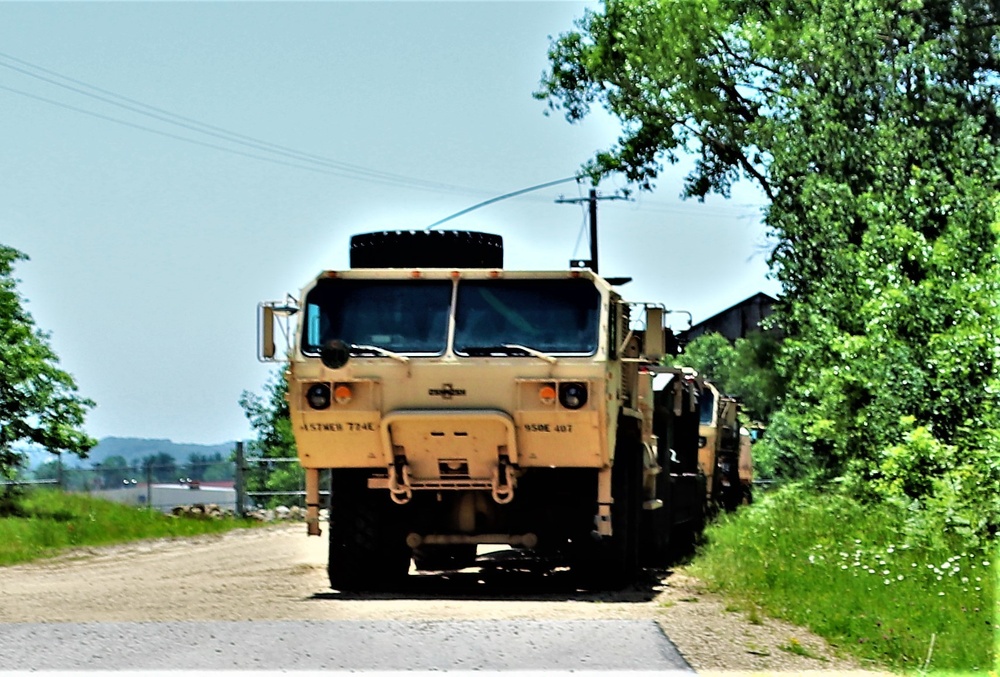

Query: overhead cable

[0,51,489,196]
[425,176,583,230]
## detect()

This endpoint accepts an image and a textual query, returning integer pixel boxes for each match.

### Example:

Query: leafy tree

[678,333,736,386]
[539,0,1000,538]
[96,454,131,488]
[186,451,232,482]
[185,452,208,481]
[141,452,178,484]
[0,245,95,487]
[203,461,234,483]
[678,330,784,424]
[32,459,61,484]
[239,370,302,507]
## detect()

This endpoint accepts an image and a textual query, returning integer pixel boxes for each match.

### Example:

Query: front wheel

[572,432,642,589]
[327,471,411,591]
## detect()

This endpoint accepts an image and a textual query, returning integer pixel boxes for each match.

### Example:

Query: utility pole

[555,188,627,274]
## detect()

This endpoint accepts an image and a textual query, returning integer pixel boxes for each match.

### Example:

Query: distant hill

[23,437,238,469]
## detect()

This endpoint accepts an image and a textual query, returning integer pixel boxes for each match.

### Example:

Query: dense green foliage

[238,370,304,507]
[539,0,1000,541]
[677,330,784,425]
[689,485,996,672]
[0,488,259,566]
[0,245,95,485]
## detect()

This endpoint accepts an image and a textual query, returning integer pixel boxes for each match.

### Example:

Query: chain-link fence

[234,443,330,515]
[6,442,329,516]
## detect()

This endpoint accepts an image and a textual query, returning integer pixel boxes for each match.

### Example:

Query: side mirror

[644,306,666,358]
[258,298,298,362]
[258,304,276,361]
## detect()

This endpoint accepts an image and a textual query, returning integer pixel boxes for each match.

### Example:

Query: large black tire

[411,544,478,571]
[611,436,643,584]
[668,473,707,563]
[573,427,643,590]
[327,471,411,592]
[718,456,743,513]
[721,483,742,512]
[350,230,503,269]
[640,440,673,568]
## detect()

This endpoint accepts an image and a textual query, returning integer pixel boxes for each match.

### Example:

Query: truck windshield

[700,388,716,425]
[454,279,601,356]
[302,279,452,355]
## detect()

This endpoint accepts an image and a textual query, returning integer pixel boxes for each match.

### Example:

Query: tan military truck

[258,230,707,590]
[698,381,753,512]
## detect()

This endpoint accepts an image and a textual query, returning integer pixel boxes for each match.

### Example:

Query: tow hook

[388,456,413,504]
[491,455,515,504]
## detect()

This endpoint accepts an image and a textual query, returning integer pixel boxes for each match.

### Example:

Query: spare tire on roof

[349,230,503,269]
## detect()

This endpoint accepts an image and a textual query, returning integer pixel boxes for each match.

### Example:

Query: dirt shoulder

[0,523,892,675]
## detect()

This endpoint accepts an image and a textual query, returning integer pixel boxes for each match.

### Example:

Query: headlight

[558,382,588,410]
[306,383,331,410]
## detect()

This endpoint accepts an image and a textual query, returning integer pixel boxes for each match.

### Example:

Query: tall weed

[0,489,259,566]
[688,484,997,673]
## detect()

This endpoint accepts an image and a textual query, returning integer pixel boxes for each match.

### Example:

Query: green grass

[0,488,261,566]
[686,485,997,674]
[779,637,827,661]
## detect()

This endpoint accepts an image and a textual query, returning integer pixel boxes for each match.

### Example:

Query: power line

[0,51,769,223]
[0,82,433,184]
[0,51,491,196]
[425,176,583,230]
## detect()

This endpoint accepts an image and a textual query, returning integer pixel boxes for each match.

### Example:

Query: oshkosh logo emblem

[429,383,466,399]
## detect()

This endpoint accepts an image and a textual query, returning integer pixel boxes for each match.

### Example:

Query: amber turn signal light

[539,384,557,405]
[333,383,353,405]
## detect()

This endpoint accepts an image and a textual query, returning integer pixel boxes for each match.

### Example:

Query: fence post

[235,441,245,518]
[145,464,152,510]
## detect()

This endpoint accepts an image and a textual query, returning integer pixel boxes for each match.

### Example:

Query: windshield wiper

[459,344,557,364]
[350,343,410,364]
[503,343,558,364]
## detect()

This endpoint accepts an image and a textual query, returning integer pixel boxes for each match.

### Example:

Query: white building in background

[90,481,236,513]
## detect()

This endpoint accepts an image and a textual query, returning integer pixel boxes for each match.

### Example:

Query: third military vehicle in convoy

[698,381,754,512]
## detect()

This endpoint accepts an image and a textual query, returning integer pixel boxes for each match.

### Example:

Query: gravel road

[0,523,892,674]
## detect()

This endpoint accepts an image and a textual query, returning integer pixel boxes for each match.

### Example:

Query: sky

[1,1,781,446]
